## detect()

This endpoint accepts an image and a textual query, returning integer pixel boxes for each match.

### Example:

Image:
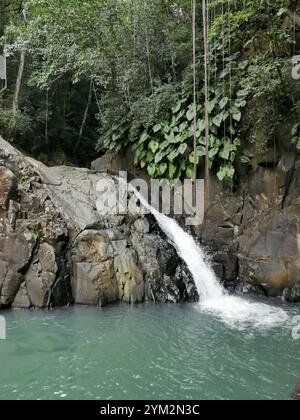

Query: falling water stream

[128,184,289,330]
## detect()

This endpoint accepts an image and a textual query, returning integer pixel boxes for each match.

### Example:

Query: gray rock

[115,248,144,304]
[25,244,58,308]
[133,218,150,234]
[0,167,18,210]
[73,261,118,306]
[0,270,23,307]
[238,210,300,298]
[12,284,31,309]
[291,379,300,400]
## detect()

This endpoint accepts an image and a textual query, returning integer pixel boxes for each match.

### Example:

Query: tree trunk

[202,0,210,209]
[12,51,25,113]
[0,53,7,95]
[192,0,197,188]
[145,27,154,94]
[75,79,93,152]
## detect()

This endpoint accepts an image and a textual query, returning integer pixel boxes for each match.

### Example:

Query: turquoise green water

[0,301,299,400]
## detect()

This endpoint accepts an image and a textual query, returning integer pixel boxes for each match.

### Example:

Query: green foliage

[130,80,248,182]
[0,109,32,139]
[94,0,295,184]
[0,0,297,182]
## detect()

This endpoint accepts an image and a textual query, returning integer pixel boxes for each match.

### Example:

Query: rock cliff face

[0,136,197,309]
[202,187,300,301]
[0,138,71,309]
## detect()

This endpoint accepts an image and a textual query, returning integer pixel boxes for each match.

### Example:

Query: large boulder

[73,261,118,306]
[115,248,144,303]
[71,230,119,306]
[25,243,58,308]
[70,219,196,306]
[91,148,149,182]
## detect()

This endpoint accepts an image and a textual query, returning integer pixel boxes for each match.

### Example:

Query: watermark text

[95,172,205,226]
[0,315,6,340]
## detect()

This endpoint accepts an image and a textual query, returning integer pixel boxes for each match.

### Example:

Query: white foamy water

[200,296,289,330]
[127,183,289,330]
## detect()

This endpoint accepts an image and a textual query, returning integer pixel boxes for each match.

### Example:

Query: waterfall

[135,195,224,301]
[126,183,222,299]
[126,182,289,330]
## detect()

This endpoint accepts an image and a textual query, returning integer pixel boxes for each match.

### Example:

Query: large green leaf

[172,101,182,114]
[139,131,149,144]
[159,140,169,150]
[208,99,217,113]
[174,110,185,122]
[189,152,198,165]
[219,97,229,109]
[196,146,206,156]
[159,163,167,175]
[235,99,247,108]
[134,145,146,166]
[167,149,179,162]
[178,143,187,155]
[112,132,122,142]
[154,151,164,164]
[153,124,162,133]
[232,110,242,122]
[197,119,205,133]
[169,163,177,179]
[179,121,188,132]
[219,142,237,161]
[209,147,219,159]
[165,132,175,143]
[212,113,224,128]
[237,88,250,98]
[149,140,159,154]
[146,150,154,163]
[147,163,156,177]
[186,165,195,180]
[186,107,196,122]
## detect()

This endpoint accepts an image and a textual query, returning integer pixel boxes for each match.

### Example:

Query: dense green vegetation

[0,0,299,181]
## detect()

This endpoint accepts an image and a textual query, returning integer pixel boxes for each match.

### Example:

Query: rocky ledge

[0,136,197,310]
